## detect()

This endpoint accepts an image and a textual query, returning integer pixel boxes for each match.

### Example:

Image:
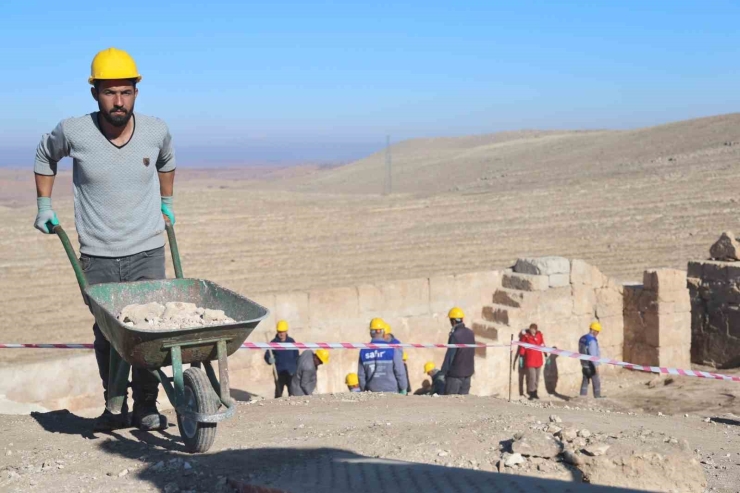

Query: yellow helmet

[89,48,142,85]
[369,318,386,331]
[315,349,329,364]
[424,361,436,374]
[448,307,465,319]
[345,373,359,386]
[383,321,392,335]
[589,321,602,332]
[402,351,408,361]
[276,320,289,333]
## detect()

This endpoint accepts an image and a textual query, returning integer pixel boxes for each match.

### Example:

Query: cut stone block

[514,257,570,276]
[595,287,624,318]
[492,288,527,308]
[687,261,703,279]
[548,273,570,288]
[471,320,500,341]
[643,269,688,292]
[570,259,607,287]
[572,285,597,316]
[502,273,549,292]
[482,304,518,325]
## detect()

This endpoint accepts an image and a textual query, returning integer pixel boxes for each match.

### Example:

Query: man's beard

[99,104,134,127]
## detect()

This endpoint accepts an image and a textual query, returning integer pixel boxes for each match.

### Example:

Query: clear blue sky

[2,0,739,166]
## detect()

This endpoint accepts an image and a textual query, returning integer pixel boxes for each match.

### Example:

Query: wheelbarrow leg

[107,346,131,414]
[202,340,233,405]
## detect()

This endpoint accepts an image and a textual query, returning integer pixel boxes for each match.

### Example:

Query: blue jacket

[578,333,600,367]
[264,336,299,374]
[358,337,409,392]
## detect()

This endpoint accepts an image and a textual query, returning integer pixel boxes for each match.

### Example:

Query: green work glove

[34,197,59,234]
[161,196,175,226]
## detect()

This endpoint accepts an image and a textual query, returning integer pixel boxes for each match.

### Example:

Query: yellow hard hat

[448,307,465,319]
[589,321,602,332]
[345,373,359,386]
[315,349,329,364]
[424,361,436,374]
[89,47,142,85]
[383,322,392,335]
[369,318,386,331]
[403,351,408,361]
[276,320,289,333]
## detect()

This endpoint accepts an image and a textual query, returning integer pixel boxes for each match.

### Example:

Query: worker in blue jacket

[264,320,299,397]
[359,318,408,393]
[578,321,604,398]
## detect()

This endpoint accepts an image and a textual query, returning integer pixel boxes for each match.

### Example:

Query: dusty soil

[0,391,738,493]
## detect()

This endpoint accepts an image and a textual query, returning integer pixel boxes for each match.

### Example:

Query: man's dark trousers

[445,376,471,395]
[275,371,293,398]
[81,246,165,405]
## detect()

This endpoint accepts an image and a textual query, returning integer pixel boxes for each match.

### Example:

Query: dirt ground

[0,379,738,493]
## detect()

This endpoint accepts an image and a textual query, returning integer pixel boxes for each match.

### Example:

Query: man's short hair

[529,323,538,330]
[93,78,138,91]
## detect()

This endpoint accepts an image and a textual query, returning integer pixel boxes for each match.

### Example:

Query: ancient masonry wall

[0,258,695,414]
[623,269,692,369]
[687,260,740,368]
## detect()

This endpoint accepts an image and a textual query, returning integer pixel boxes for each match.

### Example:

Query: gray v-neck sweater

[34,112,176,257]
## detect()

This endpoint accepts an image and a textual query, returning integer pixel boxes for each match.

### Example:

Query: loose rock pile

[117,302,235,331]
[496,415,707,492]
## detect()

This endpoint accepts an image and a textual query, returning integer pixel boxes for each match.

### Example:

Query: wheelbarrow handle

[53,220,185,296]
[52,224,88,293]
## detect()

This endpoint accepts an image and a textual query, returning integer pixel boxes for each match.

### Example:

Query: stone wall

[0,258,696,414]
[688,260,740,368]
[477,257,625,396]
[623,269,692,369]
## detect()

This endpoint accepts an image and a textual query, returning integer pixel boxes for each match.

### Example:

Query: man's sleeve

[156,126,176,172]
[34,122,70,176]
[393,350,408,392]
[302,367,317,395]
[441,332,457,375]
[264,350,271,365]
[358,357,366,390]
[589,340,601,366]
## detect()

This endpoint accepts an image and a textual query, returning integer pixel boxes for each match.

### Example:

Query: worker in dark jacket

[423,361,446,395]
[289,349,329,396]
[440,307,476,395]
[264,320,300,398]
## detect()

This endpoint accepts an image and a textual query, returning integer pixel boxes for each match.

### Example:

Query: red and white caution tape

[0,342,509,350]
[3,341,739,383]
[515,341,740,382]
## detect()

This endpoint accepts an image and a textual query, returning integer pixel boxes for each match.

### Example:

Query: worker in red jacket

[518,323,545,399]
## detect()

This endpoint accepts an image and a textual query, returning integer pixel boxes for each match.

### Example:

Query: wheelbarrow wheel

[177,367,218,453]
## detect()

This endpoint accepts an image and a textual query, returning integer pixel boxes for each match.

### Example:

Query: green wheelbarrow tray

[53,220,269,453]
[86,278,266,370]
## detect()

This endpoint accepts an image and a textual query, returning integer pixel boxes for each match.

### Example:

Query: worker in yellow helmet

[264,320,299,398]
[358,318,408,394]
[440,307,476,395]
[578,321,604,398]
[423,361,446,395]
[290,348,329,396]
[33,47,176,433]
[346,373,361,392]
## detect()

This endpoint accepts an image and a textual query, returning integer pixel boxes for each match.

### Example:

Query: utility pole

[384,134,392,195]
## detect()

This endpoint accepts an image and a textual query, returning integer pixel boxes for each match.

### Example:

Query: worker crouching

[289,349,329,396]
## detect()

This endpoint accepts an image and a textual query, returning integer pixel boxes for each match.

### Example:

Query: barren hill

[280,113,740,195]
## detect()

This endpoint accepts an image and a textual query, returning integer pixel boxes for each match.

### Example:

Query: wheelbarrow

[53,222,269,453]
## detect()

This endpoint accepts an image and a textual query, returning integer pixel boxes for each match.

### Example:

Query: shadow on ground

[32,409,646,493]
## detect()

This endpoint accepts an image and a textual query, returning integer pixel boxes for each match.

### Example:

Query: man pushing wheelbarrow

[33,47,176,433]
[33,48,267,452]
